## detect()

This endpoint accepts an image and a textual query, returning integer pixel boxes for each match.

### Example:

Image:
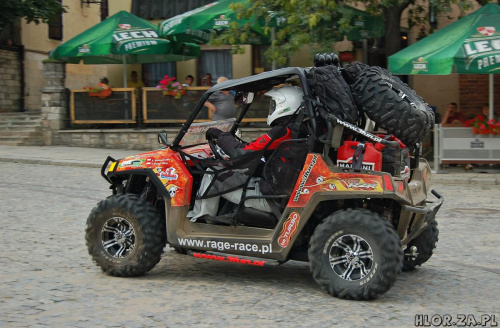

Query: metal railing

[70,86,269,125]
[70,88,137,124]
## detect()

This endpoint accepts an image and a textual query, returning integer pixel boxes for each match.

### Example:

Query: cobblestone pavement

[1,162,499,327]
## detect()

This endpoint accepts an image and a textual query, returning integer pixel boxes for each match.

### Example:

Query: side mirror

[246,92,255,104]
[158,131,168,146]
[234,92,255,105]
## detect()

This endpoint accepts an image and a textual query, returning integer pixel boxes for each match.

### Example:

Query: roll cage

[170,67,316,149]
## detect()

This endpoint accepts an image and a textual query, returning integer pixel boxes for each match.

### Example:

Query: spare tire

[342,62,370,85]
[344,64,434,149]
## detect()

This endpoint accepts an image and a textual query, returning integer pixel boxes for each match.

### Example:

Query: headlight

[104,161,116,175]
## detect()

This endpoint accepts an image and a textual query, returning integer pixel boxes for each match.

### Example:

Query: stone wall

[55,128,267,150]
[41,61,68,145]
[0,48,22,112]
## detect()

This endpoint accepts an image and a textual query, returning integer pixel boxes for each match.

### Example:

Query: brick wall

[459,74,500,119]
[0,48,22,112]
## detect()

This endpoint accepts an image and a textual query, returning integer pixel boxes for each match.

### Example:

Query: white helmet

[264,85,304,126]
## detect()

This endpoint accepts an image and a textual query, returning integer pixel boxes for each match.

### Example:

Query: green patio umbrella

[388,3,500,118]
[159,1,381,44]
[158,0,284,45]
[389,3,500,75]
[49,11,200,86]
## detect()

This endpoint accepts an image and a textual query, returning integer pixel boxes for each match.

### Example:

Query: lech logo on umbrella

[214,14,230,27]
[119,24,132,30]
[78,44,91,53]
[477,26,495,36]
[412,57,428,71]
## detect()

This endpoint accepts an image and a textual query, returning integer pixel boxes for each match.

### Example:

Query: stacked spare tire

[342,62,434,150]
[308,60,435,151]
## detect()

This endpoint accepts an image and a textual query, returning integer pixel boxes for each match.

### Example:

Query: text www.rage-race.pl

[177,238,273,254]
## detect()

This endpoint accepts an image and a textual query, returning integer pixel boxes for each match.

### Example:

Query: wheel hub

[114,231,126,244]
[329,234,373,281]
[101,217,136,258]
[346,251,361,267]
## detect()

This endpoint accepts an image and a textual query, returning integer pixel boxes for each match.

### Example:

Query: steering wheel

[207,135,224,160]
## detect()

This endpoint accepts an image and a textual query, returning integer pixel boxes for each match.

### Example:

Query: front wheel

[85,194,165,277]
[308,209,403,300]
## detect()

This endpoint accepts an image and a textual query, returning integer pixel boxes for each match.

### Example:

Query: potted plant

[156,75,186,99]
[84,79,112,98]
[465,115,500,135]
[466,115,487,134]
[486,118,500,135]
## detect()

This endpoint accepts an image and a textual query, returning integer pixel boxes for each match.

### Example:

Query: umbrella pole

[271,27,276,70]
[489,74,494,120]
[123,56,129,121]
[123,56,128,88]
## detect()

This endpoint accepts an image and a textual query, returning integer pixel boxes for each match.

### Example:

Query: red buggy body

[87,65,443,300]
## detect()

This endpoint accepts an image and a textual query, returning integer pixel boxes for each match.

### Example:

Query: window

[252,45,272,73]
[48,0,63,40]
[143,62,176,88]
[199,50,232,83]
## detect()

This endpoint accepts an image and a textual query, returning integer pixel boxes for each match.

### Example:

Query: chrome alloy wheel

[101,217,136,258]
[329,234,374,281]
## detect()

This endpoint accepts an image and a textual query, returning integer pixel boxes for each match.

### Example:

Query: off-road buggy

[85,60,443,300]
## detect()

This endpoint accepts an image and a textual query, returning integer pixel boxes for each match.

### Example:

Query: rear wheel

[308,209,402,300]
[85,194,165,276]
[403,220,439,271]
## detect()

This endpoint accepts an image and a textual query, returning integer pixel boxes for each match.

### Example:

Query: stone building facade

[0,47,22,112]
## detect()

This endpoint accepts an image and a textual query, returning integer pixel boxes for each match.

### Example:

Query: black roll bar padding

[101,156,116,184]
[231,101,252,135]
[297,69,317,134]
[413,142,421,164]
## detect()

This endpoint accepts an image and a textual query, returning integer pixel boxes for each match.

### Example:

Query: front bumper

[399,190,444,245]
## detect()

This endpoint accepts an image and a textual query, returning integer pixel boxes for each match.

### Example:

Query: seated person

[99,77,110,89]
[441,102,465,124]
[188,86,304,222]
[127,71,144,89]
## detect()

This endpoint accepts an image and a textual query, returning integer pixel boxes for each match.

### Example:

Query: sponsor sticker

[293,155,317,201]
[338,178,378,190]
[337,159,376,171]
[165,184,180,197]
[119,159,144,167]
[277,212,300,248]
[156,167,178,180]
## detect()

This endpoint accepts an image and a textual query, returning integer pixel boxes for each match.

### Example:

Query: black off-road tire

[172,246,188,255]
[403,220,439,271]
[85,194,165,277]
[347,65,434,149]
[308,208,403,300]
